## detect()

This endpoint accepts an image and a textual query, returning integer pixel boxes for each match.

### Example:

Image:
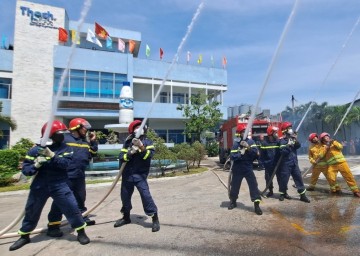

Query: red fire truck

[218,114,282,164]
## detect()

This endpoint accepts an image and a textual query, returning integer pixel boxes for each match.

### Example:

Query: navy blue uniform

[259,137,280,190]
[278,137,306,194]
[19,143,85,234]
[48,133,98,221]
[118,137,157,216]
[229,138,261,202]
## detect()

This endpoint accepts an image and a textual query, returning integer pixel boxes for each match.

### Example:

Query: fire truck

[218,114,282,164]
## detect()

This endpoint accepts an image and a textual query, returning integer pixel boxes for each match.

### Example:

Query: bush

[0,150,20,169]
[206,141,219,157]
[0,164,18,187]
[11,138,35,160]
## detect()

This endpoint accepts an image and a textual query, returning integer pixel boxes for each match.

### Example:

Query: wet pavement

[0,155,360,255]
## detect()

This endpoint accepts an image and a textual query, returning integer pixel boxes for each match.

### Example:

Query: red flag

[95,22,109,39]
[129,40,136,54]
[222,56,227,69]
[160,48,164,60]
[58,27,68,42]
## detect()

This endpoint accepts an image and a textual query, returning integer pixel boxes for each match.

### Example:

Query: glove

[132,138,143,147]
[240,141,249,148]
[38,147,55,158]
[89,132,96,141]
[129,145,139,155]
[287,139,295,146]
[34,156,48,168]
[239,148,246,155]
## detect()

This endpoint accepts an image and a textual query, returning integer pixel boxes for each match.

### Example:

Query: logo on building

[20,6,58,29]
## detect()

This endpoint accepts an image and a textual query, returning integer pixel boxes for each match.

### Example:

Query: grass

[0,167,208,193]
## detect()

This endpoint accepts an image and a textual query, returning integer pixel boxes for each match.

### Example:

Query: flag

[222,56,227,69]
[129,40,136,54]
[160,48,164,60]
[71,30,80,44]
[86,28,102,47]
[146,44,150,57]
[186,51,191,64]
[197,54,202,64]
[95,22,109,39]
[106,36,112,49]
[1,36,7,49]
[118,38,125,52]
[211,55,214,67]
[58,27,68,43]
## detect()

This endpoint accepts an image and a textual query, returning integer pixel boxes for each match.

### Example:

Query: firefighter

[320,132,360,197]
[278,122,310,203]
[114,120,160,232]
[307,133,330,191]
[47,118,98,237]
[9,120,89,251]
[259,126,280,197]
[228,124,262,215]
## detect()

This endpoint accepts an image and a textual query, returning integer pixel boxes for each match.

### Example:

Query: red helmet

[236,124,247,134]
[319,132,330,140]
[41,120,68,138]
[308,133,318,142]
[69,118,91,131]
[281,122,292,131]
[128,120,142,134]
[266,126,279,136]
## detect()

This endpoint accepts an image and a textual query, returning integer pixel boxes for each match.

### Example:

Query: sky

[1,0,360,115]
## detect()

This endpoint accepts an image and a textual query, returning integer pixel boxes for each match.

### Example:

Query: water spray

[296,15,360,132]
[242,0,300,141]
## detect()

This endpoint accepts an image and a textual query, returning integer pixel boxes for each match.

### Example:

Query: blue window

[54,68,69,96]
[70,69,85,97]
[85,71,99,98]
[0,78,11,99]
[101,72,114,98]
[115,74,127,97]
[168,130,185,143]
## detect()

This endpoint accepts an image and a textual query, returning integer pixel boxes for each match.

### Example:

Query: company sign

[20,6,58,29]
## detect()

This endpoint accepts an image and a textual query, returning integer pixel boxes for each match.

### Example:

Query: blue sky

[1,0,360,114]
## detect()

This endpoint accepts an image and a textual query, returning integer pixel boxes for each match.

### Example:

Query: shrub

[206,141,219,157]
[11,138,35,160]
[0,150,20,169]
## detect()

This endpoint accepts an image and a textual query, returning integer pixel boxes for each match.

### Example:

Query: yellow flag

[197,54,202,64]
[71,30,80,45]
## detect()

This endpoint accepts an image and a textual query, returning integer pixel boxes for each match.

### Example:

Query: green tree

[147,129,177,176]
[11,138,35,160]
[177,89,222,142]
[192,141,206,167]
[173,143,196,172]
[0,101,17,139]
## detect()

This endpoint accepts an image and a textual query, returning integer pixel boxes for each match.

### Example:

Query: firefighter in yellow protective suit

[307,133,330,191]
[320,132,360,197]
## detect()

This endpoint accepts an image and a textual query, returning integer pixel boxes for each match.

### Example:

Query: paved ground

[1,156,360,255]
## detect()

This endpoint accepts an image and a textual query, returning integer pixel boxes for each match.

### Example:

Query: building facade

[0,1,227,147]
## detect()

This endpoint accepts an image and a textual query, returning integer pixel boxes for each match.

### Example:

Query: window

[160,92,168,103]
[85,71,99,98]
[70,69,85,97]
[173,93,187,104]
[168,130,185,143]
[100,72,113,98]
[54,68,69,96]
[0,78,11,99]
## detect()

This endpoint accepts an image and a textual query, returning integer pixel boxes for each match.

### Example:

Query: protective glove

[132,138,143,147]
[287,139,295,146]
[240,141,249,148]
[129,145,139,155]
[34,156,48,168]
[38,147,55,158]
[239,148,246,155]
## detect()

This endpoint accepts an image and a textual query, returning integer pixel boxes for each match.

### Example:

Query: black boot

[114,212,131,228]
[254,201,263,215]
[284,193,292,200]
[46,224,63,237]
[266,188,274,197]
[228,199,237,210]
[300,193,310,203]
[83,216,96,226]
[9,234,30,251]
[152,213,160,232]
[77,228,90,245]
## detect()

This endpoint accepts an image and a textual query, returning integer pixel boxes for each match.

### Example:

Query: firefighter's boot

[46,224,63,237]
[266,188,274,197]
[77,228,90,245]
[228,199,237,210]
[114,212,131,228]
[9,234,30,251]
[83,216,96,226]
[254,201,263,215]
[300,193,310,203]
[152,213,160,232]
